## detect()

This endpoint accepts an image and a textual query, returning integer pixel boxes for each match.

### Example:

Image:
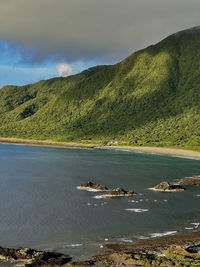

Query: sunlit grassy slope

[0,27,199,149]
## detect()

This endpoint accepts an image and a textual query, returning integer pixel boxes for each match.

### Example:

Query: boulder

[180,176,200,186]
[80,181,108,191]
[0,246,71,266]
[98,187,136,198]
[151,181,185,192]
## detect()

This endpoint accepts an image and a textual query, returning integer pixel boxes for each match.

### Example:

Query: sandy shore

[0,137,199,159]
[102,146,200,160]
[0,137,95,149]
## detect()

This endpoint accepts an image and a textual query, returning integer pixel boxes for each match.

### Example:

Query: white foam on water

[65,243,82,247]
[185,227,194,230]
[125,208,149,213]
[149,231,177,238]
[139,199,143,202]
[105,238,108,241]
[76,186,106,192]
[136,235,150,240]
[163,200,168,202]
[93,195,105,199]
[87,203,91,206]
[154,200,158,202]
[191,223,200,228]
[100,245,104,248]
[196,194,200,197]
[122,239,133,243]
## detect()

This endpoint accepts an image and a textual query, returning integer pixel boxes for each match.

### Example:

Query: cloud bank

[0,0,199,64]
[56,63,73,77]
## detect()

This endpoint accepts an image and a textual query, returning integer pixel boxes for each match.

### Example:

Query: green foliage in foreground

[0,27,200,149]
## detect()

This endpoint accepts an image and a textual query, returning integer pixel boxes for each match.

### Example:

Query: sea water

[0,144,199,263]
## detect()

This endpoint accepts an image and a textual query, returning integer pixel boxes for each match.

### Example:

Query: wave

[76,186,106,192]
[191,222,200,228]
[65,243,82,247]
[125,208,149,213]
[93,195,105,199]
[121,239,133,243]
[149,231,177,238]
[136,235,150,240]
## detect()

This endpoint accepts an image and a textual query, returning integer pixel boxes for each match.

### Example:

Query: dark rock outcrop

[180,176,200,186]
[150,181,185,192]
[80,181,108,191]
[0,247,71,266]
[109,187,135,196]
[97,187,136,198]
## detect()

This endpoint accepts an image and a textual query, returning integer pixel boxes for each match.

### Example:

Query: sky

[0,0,199,88]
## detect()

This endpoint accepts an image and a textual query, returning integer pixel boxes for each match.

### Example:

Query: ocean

[0,144,199,264]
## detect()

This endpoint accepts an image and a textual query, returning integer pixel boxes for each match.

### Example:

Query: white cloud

[56,63,73,77]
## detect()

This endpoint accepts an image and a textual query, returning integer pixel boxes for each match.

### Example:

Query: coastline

[67,231,200,266]
[101,146,200,160]
[0,137,199,266]
[0,137,200,159]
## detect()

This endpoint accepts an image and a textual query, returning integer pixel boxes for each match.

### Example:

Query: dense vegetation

[0,27,199,149]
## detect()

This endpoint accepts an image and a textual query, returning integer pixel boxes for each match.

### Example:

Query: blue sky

[0,39,98,88]
[0,59,97,88]
[0,0,199,88]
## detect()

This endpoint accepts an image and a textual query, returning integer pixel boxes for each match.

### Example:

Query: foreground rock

[79,181,108,191]
[67,232,200,266]
[97,187,136,198]
[180,176,200,186]
[90,245,200,266]
[0,247,71,266]
[149,181,185,192]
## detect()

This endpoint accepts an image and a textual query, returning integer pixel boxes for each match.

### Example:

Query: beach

[0,137,200,159]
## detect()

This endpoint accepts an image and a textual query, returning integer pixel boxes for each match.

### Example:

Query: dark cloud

[0,0,199,64]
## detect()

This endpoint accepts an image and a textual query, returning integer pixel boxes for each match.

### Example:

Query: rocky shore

[149,181,185,192]
[0,247,71,266]
[67,232,200,266]
[0,232,199,266]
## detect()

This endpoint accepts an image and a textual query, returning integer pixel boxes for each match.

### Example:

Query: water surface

[0,144,199,262]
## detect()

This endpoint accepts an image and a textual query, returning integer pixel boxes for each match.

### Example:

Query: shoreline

[101,145,200,160]
[0,231,199,266]
[0,137,200,159]
[67,231,200,266]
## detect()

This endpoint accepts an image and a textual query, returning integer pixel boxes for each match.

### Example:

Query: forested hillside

[0,27,199,149]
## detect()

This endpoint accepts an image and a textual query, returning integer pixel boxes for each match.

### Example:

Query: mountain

[0,27,200,149]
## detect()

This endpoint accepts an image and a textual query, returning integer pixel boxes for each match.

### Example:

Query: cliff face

[0,27,199,148]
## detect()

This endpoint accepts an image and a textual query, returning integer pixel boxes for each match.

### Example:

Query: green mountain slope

[0,27,200,149]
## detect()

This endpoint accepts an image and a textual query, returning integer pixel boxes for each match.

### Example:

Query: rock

[180,176,200,186]
[0,246,71,266]
[150,181,185,192]
[97,187,136,198]
[80,181,108,191]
